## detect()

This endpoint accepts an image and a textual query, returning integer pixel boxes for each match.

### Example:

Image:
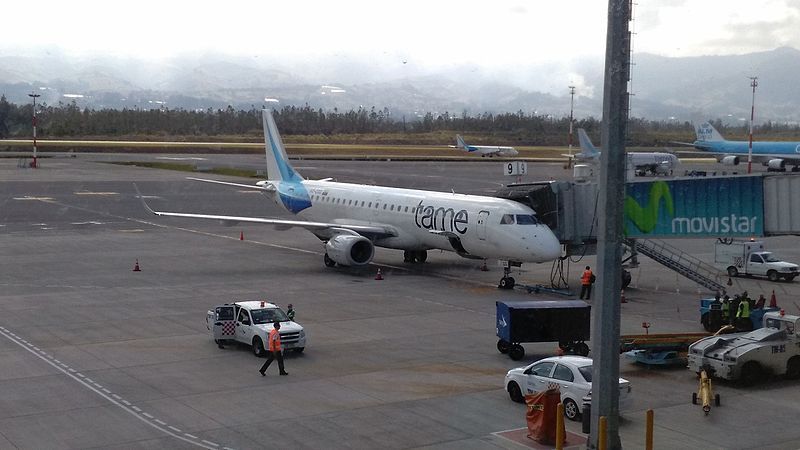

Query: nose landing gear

[498,262,518,290]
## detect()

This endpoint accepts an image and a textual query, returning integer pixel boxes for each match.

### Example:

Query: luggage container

[496,300,591,360]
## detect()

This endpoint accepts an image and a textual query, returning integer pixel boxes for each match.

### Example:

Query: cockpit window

[500,214,515,224]
[515,214,540,225]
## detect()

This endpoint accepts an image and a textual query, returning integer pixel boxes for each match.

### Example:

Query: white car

[504,355,632,421]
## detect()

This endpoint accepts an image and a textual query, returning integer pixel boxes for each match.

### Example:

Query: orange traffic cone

[133,259,141,272]
[240,231,244,241]
[375,268,384,280]
[769,289,777,308]
[620,289,627,303]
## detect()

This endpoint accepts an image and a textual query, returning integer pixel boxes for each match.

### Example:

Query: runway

[2,154,799,449]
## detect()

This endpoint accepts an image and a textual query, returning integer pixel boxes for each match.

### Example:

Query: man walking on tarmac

[259,322,288,376]
[579,266,595,300]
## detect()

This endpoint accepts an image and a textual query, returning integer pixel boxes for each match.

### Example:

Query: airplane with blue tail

[452,134,519,157]
[566,129,679,176]
[139,110,561,289]
[690,122,800,172]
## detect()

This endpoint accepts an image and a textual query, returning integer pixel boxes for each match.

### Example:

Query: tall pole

[28,92,41,169]
[748,76,758,174]
[590,0,630,448]
[568,85,576,166]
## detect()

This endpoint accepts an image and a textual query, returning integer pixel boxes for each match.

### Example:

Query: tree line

[2,95,799,146]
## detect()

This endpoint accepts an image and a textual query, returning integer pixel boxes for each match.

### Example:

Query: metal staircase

[625,238,727,294]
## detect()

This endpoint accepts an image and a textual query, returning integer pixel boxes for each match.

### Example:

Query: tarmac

[1,153,799,449]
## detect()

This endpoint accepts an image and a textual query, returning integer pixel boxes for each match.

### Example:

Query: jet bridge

[495,173,800,292]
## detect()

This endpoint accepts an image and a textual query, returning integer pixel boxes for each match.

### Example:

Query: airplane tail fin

[695,122,725,142]
[455,134,469,151]
[577,129,599,157]
[263,109,303,182]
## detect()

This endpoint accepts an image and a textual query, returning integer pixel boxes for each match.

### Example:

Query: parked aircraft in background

[565,129,679,176]
[140,110,561,289]
[688,122,800,172]
[451,134,519,157]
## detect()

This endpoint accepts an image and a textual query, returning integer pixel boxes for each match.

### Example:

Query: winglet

[133,183,159,216]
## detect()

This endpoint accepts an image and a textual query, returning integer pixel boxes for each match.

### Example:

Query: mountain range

[1,47,798,123]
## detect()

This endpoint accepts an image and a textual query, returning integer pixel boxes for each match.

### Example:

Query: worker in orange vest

[579,266,595,300]
[259,322,288,376]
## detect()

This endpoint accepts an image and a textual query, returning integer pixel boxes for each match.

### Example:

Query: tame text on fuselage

[414,201,468,234]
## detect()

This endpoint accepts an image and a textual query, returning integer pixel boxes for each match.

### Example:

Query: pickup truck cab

[206,301,306,356]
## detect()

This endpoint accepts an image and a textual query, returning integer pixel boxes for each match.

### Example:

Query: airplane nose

[538,226,562,261]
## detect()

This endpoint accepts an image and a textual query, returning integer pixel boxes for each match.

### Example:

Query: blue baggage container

[496,300,591,360]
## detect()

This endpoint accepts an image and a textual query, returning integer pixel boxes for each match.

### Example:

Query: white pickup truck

[687,310,800,385]
[206,301,306,356]
[714,240,798,282]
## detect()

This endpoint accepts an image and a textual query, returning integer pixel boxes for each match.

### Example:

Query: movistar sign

[624,177,764,237]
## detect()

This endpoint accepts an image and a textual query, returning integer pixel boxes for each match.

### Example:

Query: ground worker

[579,266,595,300]
[736,297,751,331]
[721,296,730,323]
[286,303,295,321]
[730,295,741,325]
[259,322,288,376]
[755,294,766,309]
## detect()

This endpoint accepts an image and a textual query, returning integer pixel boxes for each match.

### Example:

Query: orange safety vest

[268,328,282,352]
[581,270,593,286]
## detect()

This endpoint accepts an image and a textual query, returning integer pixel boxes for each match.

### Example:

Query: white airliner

[566,129,679,175]
[451,134,519,157]
[140,110,561,289]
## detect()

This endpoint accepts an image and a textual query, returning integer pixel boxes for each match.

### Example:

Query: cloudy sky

[2,0,798,95]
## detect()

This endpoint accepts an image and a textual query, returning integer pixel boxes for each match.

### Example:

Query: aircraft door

[477,211,490,240]
[212,306,236,340]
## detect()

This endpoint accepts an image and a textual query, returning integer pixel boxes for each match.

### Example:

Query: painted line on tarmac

[0,325,232,450]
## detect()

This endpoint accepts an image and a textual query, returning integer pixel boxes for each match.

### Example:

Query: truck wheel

[507,381,524,403]
[727,267,739,277]
[497,339,511,354]
[786,356,800,379]
[786,275,797,282]
[701,314,712,332]
[768,270,779,282]
[576,342,590,356]
[252,337,266,357]
[294,347,305,354]
[509,344,525,361]
[740,361,763,386]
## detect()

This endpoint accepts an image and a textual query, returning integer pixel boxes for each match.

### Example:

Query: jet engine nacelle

[767,159,786,171]
[325,235,374,266]
[720,155,740,165]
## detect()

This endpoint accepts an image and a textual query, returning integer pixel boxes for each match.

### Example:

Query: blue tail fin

[577,129,599,157]
[695,122,725,142]
[455,134,470,151]
[263,109,303,182]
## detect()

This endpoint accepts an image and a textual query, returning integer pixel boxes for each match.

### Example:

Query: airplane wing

[134,184,397,240]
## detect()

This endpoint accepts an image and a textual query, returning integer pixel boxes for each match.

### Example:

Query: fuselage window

[390,205,395,211]
[348,199,353,205]
[383,204,387,210]
[368,202,372,208]
[404,206,408,213]
[500,214,515,225]
[361,201,365,207]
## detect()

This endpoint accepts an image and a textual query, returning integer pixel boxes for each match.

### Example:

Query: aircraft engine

[721,155,740,166]
[325,235,374,266]
[767,159,786,171]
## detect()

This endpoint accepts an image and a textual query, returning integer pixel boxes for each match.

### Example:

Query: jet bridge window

[500,214,515,224]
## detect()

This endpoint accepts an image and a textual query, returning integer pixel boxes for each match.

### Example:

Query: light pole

[747,76,758,174]
[568,85,576,167]
[28,92,41,168]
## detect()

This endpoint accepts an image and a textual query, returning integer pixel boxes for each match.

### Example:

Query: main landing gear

[404,250,428,263]
[499,265,516,290]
